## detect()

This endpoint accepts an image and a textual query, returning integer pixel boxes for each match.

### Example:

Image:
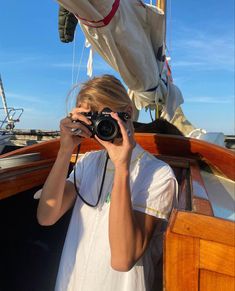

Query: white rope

[74,41,86,85]
[71,30,77,86]
[67,33,86,113]
[168,0,172,54]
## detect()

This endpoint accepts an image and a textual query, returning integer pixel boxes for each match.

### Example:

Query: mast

[0,75,10,122]
[157,0,166,12]
[157,0,167,49]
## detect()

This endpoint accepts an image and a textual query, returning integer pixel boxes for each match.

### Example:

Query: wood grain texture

[190,161,214,216]
[0,164,53,200]
[0,138,61,159]
[200,269,235,291]
[172,211,235,247]
[1,133,234,180]
[192,197,214,216]
[165,210,235,290]
[200,239,235,277]
[178,168,191,210]
[164,231,199,291]
[0,158,55,176]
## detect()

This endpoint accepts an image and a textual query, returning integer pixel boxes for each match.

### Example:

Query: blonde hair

[76,75,132,112]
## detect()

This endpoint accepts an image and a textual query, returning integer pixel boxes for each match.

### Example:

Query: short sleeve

[67,153,87,188]
[132,164,177,220]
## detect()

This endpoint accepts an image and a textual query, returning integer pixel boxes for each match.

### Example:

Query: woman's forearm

[37,149,73,225]
[109,166,143,271]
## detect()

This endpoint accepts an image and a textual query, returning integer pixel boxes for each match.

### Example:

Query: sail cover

[57,0,183,120]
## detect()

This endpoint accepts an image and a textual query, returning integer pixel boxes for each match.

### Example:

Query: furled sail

[57,0,183,120]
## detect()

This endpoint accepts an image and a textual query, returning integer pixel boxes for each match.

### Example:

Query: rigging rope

[168,0,172,54]
[74,41,86,85]
[71,30,77,86]
[67,32,86,114]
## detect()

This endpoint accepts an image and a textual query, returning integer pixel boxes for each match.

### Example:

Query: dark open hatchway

[0,185,72,291]
[0,154,191,291]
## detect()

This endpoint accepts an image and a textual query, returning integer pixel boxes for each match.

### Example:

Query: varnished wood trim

[0,158,55,177]
[178,169,191,211]
[0,138,61,159]
[164,230,199,290]
[200,239,235,277]
[200,269,235,291]
[1,133,234,180]
[171,211,235,246]
[192,197,214,216]
[0,167,51,200]
[190,161,214,216]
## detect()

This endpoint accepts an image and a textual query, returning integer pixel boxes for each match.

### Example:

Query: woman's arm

[37,110,92,226]
[109,165,157,272]
[37,149,76,226]
[95,111,157,271]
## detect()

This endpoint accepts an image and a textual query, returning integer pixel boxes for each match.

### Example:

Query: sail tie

[75,0,120,28]
[86,40,94,77]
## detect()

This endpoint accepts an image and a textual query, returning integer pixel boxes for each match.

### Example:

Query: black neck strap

[73,144,109,207]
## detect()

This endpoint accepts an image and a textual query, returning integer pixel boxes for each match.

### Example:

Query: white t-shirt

[55,143,177,291]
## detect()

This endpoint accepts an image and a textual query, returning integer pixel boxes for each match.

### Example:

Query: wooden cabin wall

[164,210,235,291]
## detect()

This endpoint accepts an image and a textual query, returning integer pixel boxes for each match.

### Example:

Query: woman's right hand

[59,107,93,153]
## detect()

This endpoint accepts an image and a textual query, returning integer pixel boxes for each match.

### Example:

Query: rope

[168,0,172,54]
[74,41,86,85]
[71,30,77,86]
[67,34,86,114]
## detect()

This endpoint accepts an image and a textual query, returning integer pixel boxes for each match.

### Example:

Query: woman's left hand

[95,112,135,169]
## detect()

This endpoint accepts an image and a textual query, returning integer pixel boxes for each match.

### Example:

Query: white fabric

[57,0,183,120]
[85,39,94,77]
[55,143,177,291]
[187,129,225,147]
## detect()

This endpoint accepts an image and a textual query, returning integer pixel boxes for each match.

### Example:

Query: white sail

[57,0,183,120]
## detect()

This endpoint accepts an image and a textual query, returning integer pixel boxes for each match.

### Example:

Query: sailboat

[0,1,234,290]
[0,75,24,154]
[0,75,60,155]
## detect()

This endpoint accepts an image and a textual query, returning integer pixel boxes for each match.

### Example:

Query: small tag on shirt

[105,192,111,203]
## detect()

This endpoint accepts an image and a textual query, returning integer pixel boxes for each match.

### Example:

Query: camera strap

[73,144,109,207]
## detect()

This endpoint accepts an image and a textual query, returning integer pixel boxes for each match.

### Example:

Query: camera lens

[95,118,119,141]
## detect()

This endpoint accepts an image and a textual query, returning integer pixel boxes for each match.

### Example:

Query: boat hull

[0,133,234,290]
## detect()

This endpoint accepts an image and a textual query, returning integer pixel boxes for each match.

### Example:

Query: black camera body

[81,107,130,141]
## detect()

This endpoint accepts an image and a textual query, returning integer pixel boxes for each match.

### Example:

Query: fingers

[110,112,134,143]
[60,117,92,138]
[68,108,92,125]
[95,135,110,147]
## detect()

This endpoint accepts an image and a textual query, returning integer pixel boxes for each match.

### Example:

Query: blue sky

[0,0,234,134]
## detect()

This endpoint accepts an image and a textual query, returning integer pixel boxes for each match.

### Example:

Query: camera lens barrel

[81,108,129,141]
[94,117,119,141]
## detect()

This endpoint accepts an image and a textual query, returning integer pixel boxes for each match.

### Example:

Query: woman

[37,74,177,291]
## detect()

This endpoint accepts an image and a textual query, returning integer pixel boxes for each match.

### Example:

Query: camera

[80,107,130,141]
